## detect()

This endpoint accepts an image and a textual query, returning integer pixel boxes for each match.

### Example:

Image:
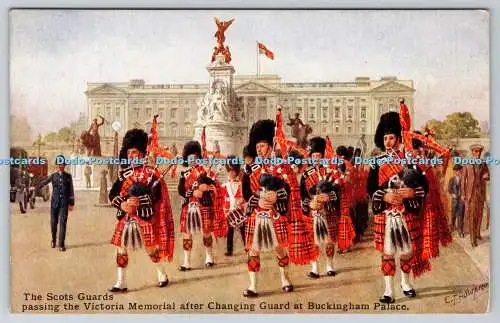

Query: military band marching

[97,101,493,304]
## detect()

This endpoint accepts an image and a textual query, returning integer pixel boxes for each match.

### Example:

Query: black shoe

[326,270,337,277]
[178,266,192,272]
[109,286,128,293]
[379,295,395,303]
[205,262,215,268]
[51,241,56,248]
[158,279,169,288]
[307,272,320,279]
[243,289,258,298]
[402,289,417,298]
[59,247,66,252]
[224,251,233,256]
[282,285,294,293]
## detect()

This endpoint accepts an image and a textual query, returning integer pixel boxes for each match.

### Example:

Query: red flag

[399,100,411,132]
[325,136,335,159]
[258,42,275,60]
[275,105,285,138]
[147,115,159,152]
[274,106,288,157]
[399,100,413,152]
[201,127,207,158]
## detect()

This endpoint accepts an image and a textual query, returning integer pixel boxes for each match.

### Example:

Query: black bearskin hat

[225,155,241,173]
[374,112,402,150]
[347,146,355,160]
[412,131,424,149]
[289,149,304,160]
[242,145,251,158]
[119,129,149,162]
[248,119,275,157]
[309,137,326,156]
[182,140,202,161]
[336,146,349,158]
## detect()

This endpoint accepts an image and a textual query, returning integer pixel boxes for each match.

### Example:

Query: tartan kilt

[287,190,320,264]
[324,212,338,242]
[179,204,214,234]
[111,216,156,248]
[244,212,288,250]
[373,209,431,278]
[373,211,423,253]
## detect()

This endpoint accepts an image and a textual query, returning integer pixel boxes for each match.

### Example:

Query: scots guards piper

[241,120,318,298]
[108,129,175,292]
[300,137,342,278]
[367,112,430,303]
[178,140,226,270]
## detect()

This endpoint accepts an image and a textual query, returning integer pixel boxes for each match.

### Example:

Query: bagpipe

[399,100,453,173]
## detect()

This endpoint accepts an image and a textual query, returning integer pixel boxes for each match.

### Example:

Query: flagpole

[256,41,260,76]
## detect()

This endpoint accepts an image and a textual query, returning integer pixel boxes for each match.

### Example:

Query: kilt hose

[244,212,289,250]
[180,204,214,235]
[373,210,431,278]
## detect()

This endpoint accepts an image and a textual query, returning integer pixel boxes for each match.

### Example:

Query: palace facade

[84,75,415,155]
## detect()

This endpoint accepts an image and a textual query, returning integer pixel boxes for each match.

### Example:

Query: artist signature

[444,283,489,306]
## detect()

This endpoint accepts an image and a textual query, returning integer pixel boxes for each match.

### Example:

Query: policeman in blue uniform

[38,156,75,251]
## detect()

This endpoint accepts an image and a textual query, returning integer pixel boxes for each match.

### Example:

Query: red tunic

[367,151,431,278]
[110,166,175,262]
[178,165,227,237]
[244,163,318,264]
[300,165,355,252]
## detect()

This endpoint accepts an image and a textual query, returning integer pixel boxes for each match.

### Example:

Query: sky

[10,10,489,134]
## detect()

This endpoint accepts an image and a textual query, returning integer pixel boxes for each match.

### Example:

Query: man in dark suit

[38,156,75,251]
[448,164,465,238]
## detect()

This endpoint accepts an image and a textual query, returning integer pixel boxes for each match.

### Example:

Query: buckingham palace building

[84,75,415,156]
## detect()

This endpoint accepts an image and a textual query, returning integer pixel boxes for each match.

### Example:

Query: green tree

[424,112,481,142]
[44,131,59,143]
[58,127,76,144]
[423,119,446,139]
[442,112,481,140]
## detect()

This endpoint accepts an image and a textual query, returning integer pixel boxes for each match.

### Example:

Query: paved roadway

[11,191,489,314]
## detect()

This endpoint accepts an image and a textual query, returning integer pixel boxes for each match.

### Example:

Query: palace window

[115,107,120,118]
[146,108,152,117]
[134,108,139,119]
[348,107,353,118]
[171,108,177,119]
[296,107,303,117]
[309,107,316,120]
[322,107,328,120]
[361,107,367,119]
[335,107,340,118]
[347,126,352,133]
[159,108,164,119]
[159,122,165,136]
[169,122,177,136]
[335,125,340,133]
